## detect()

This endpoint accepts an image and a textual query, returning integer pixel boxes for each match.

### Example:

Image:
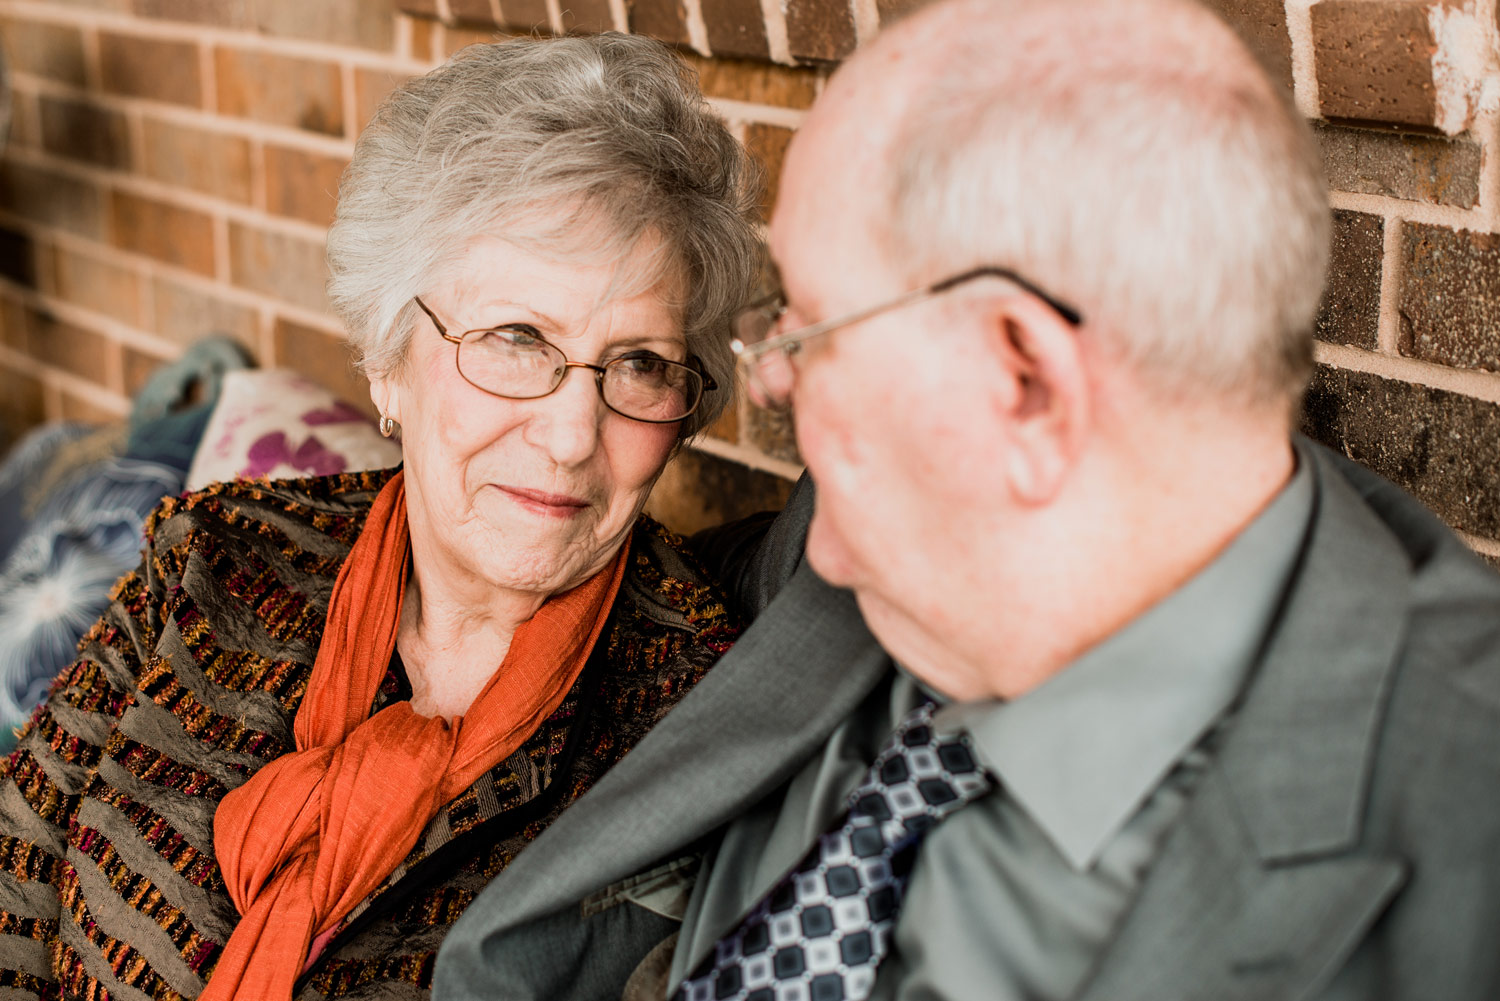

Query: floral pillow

[186,369,401,491]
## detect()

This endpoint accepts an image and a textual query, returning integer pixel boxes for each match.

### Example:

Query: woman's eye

[476,326,545,350]
[620,352,668,374]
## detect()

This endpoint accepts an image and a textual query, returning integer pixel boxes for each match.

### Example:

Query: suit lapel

[1079,443,1413,1001]
[1077,769,1406,1001]
[478,560,889,929]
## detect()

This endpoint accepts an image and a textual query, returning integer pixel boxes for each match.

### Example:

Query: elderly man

[434,0,1500,998]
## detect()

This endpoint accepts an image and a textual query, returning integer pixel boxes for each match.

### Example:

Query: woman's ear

[369,372,402,425]
[984,297,1090,505]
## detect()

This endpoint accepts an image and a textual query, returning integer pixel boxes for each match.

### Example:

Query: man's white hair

[878,0,1330,407]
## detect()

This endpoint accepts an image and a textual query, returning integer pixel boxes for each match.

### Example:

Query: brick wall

[2,0,1500,549]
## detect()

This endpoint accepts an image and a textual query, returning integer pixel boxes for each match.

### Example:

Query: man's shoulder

[1309,442,1500,814]
[1312,440,1500,710]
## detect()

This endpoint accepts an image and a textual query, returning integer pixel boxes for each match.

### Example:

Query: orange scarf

[205,471,627,1000]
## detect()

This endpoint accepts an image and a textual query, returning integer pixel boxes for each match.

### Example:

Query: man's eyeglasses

[731,266,1083,409]
[413,296,715,424]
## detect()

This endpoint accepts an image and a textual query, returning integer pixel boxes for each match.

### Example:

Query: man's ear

[984,297,1089,505]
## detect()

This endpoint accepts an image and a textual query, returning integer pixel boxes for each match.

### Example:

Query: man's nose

[749,351,798,409]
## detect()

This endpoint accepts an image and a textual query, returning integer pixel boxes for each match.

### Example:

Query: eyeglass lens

[731,300,797,411]
[456,328,701,422]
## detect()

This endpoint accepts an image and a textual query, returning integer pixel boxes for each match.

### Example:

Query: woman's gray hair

[327,32,762,437]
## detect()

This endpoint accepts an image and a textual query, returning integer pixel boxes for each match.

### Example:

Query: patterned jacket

[0,468,738,1000]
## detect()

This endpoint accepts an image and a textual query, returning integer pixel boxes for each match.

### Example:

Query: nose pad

[523,364,607,466]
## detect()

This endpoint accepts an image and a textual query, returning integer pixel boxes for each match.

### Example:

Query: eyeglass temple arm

[930,267,1084,327]
[413,295,463,343]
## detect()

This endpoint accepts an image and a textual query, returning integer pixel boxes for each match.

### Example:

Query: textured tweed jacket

[0,468,738,1001]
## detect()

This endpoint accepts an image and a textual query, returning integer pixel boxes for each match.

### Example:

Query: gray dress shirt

[670,455,1316,1000]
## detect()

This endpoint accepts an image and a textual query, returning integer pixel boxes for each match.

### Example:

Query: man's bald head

[791,0,1329,409]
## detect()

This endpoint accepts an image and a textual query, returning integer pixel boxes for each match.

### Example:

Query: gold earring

[379,415,397,438]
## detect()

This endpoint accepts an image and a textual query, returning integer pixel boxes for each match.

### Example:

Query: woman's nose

[523,366,606,467]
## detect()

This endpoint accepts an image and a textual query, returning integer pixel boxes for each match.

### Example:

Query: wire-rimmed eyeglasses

[731,266,1083,410]
[413,296,715,425]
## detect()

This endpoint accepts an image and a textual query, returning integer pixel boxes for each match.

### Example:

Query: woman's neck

[395,548,548,721]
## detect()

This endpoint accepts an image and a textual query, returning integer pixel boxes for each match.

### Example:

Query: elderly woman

[0,33,759,1001]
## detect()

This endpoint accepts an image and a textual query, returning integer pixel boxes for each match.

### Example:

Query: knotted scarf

[204,470,628,1000]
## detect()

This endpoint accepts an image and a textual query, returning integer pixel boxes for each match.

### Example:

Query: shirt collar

[933,442,1316,871]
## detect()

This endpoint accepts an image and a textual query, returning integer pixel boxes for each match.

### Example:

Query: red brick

[99,31,204,107]
[58,388,125,423]
[152,276,260,349]
[558,0,616,33]
[786,0,856,62]
[0,226,41,290]
[744,123,793,221]
[22,305,116,386]
[354,67,413,132]
[681,54,821,110]
[644,447,792,535]
[8,88,39,149]
[0,162,105,238]
[407,15,436,61]
[701,0,769,58]
[109,190,216,276]
[50,244,145,326]
[1303,366,1500,538]
[1399,222,1500,372]
[264,146,348,227]
[705,398,739,443]
[272,317,375,414]
[254,0,397,52]
[497,0,550,31]
[0,295,24,352]
[123,344,171,395]
[215,47,344,136]
[39,95,132,169]
[876,0,930,24]
[140,118,254,204]
[746,406,800,463]
[0,18,87,86]
[130,0,253,27]
[629,0,689,46]
[1200,0,1294,91]
[1315,122,1480,208]
[441,23,509,57]
[449,0,499,23]
[47,0,131,10]
[1317,210,1382,350]
[1311,1,1438,129]
[0,367,46,446]
[228,223,330,313]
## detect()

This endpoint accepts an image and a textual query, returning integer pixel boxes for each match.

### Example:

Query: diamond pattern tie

[675,702,995,1001]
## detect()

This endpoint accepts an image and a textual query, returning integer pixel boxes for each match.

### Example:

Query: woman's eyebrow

[604,333,686,351]
[468,299,564,331]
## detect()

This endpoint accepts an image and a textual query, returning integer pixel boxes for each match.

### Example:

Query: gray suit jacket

[433,440,1500,1001]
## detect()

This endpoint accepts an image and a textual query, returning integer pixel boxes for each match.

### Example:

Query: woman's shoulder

[621,514,741,647]
[143,467,399,569]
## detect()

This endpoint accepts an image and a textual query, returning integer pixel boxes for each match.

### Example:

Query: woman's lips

[495,485,591,518]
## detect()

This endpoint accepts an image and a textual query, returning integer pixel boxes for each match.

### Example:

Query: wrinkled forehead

[453,200,690,322]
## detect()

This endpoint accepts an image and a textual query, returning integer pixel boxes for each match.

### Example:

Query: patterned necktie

[676,702,994,1001]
